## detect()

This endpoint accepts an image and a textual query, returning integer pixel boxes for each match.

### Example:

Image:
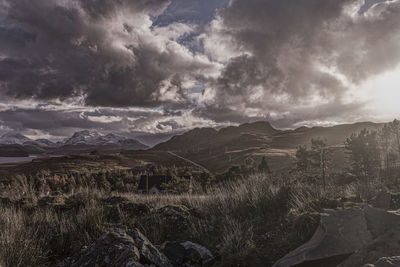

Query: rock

[363,206,400,237]
[363,256,400,267]
[161,242,187,266]
[181,241,215,265]
[161,241,214,266]
[273,206,400,267]
[127,228,172,267]
[339,230,400,267]
[60,228,172,267]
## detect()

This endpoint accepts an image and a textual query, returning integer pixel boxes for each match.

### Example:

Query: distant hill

[152,121,384,172]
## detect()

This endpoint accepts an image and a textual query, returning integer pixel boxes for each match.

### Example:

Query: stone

[273,208,373,267]
[161,241,214,266]
[181,241,215,265]
[339,230,400,267]
[274,206,400,267]
[127,228,172,267]
[60,228,172,267]
[363,256,400,267]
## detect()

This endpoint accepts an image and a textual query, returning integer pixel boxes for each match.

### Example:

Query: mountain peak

[65,130,102,145]
[219,121,279,136]
[0,132,32,144]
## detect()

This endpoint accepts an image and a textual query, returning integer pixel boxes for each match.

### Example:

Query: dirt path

[167,151,211,174]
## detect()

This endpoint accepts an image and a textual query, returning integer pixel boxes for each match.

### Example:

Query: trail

[167,151,211,174]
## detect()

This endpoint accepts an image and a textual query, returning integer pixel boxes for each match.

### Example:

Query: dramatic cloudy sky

[0,0,399,145]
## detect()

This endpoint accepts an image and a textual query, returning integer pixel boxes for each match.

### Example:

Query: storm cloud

[0,0,400,142]
[200,0,400,126]
[0,0,217,107]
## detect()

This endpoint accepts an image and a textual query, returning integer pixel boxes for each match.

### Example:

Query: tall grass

[0,173,387,266]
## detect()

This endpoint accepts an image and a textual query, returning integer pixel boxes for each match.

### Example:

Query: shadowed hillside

[152,121,384,172]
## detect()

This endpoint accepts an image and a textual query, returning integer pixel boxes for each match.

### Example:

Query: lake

[0,155,38,164]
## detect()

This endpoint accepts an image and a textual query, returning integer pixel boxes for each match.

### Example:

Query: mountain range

[0,131,148,157]
[0,121,385,172]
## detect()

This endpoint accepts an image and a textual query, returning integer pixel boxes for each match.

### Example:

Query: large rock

[127,228,172,267]
[60,228,172,267]
[340,229,400,267]
[273,206,400,267]
[363,256,400,267]
[161,241,215,266]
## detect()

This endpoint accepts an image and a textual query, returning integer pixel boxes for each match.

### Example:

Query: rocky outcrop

[59,228,172,267]
[339,229,400,267]
[363,256,400,267]
[273,206,400,267]
[161,241,215,266]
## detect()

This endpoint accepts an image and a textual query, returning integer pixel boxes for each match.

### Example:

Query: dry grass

[0,173,387,267]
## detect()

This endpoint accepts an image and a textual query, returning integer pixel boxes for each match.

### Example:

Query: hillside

[152,121,384,172]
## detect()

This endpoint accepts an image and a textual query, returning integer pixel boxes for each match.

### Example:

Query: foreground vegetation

[0,172,389,267]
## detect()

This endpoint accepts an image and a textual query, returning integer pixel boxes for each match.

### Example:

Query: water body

[0,155,38,164]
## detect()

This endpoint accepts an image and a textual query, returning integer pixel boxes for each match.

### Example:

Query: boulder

[273,206,400,267]
[60,228,172,267]
[181,241,215,265]
[339,230,400,267]
[273,208,373,267]
[127,228,172,267]
[161,241,214,266]
[363,256,400,267]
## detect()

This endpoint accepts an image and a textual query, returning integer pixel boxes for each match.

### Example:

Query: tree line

[295,119,400,187]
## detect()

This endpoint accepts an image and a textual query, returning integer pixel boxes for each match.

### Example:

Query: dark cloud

[200,0,400,126]
[0,0,215,107]
[0,0,399,143]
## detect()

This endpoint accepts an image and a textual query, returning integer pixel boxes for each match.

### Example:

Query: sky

[0,0,400,145]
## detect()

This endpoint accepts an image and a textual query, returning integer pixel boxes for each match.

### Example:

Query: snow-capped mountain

[0,133,32,144]
[64,130,103,145]
[63,131,146,147]
[0,130,148,155]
